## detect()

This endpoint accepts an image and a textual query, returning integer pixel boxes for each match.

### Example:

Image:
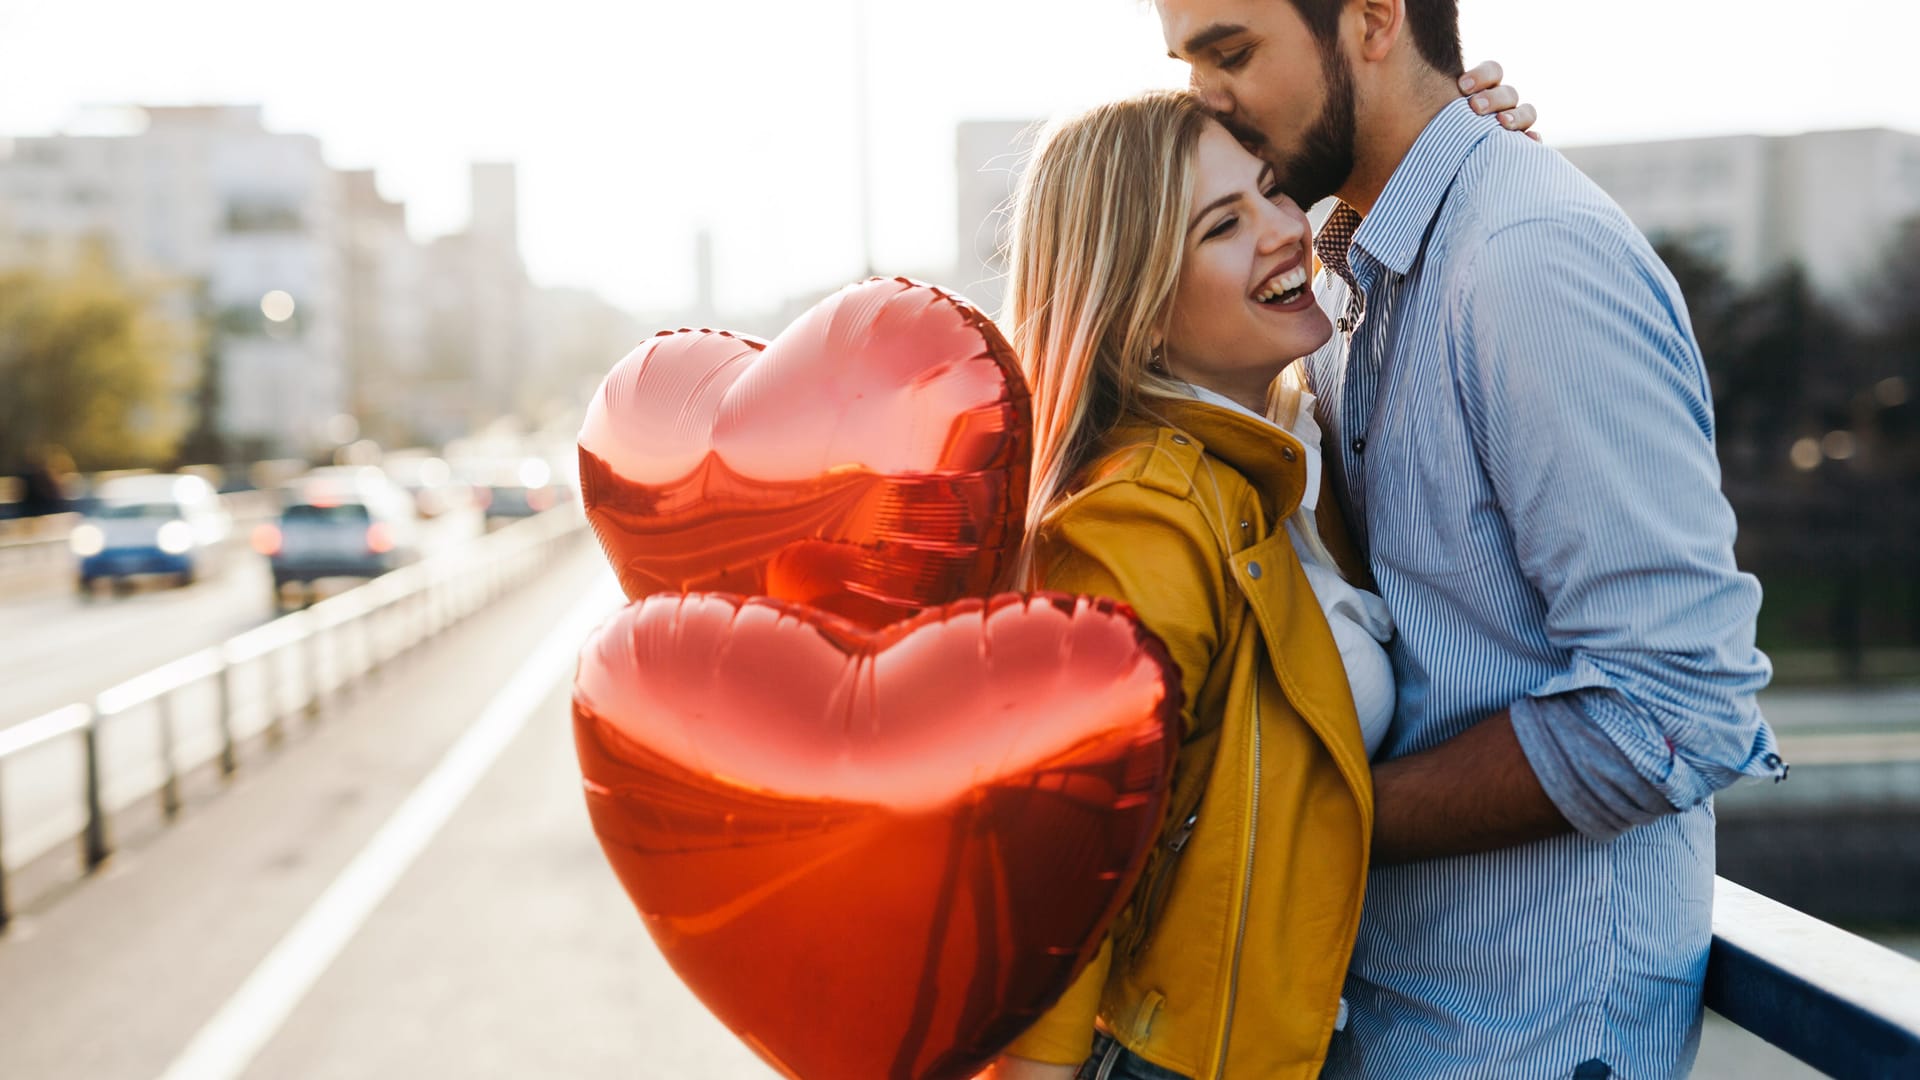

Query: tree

[1654,238,1742,373]
[0,265,188,474]
[1862,217,1920,465]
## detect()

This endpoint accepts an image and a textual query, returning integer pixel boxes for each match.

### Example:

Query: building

[462,161,532,418]
[339,168,428,447]
[1561,127,1920,305]
[0,110,559,457]
[414,163,534,444]
[0,105,347,458]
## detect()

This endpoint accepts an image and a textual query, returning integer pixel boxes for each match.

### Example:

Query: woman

[986,76,1532,1080]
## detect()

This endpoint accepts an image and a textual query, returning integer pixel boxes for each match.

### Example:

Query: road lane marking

[156,579,620,1080]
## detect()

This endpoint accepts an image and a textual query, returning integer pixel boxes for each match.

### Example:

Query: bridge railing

[1707,876,1920,1078]
[0,505,587,926]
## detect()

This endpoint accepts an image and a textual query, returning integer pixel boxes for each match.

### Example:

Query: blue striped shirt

[1304,98,1786,1080]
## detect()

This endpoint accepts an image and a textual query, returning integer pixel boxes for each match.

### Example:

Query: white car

[71,474,232,593]
[254,467,422,608]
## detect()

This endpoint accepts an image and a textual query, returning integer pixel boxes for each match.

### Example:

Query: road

[0,509,488,732]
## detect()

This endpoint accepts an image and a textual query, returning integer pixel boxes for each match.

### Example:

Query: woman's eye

[1204,216,1237,241]
[1263,181,1286,203]
[1220,48,1252,71]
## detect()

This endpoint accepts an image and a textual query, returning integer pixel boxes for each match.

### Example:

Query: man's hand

[1370,709,1570,864]
[1458,60,1541,141]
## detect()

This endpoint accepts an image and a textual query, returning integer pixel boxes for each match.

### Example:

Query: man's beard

[1266,44,1358,207]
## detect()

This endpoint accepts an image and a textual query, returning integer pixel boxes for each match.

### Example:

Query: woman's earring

[1147,344,1167,375]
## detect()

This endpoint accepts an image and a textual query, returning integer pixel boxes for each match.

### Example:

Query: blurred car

[72,474,231,594]
[382,452,473,520]
[252,468,420,607]
[462,457,566,523]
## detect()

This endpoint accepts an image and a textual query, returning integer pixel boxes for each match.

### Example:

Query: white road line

[156,581,621,1080]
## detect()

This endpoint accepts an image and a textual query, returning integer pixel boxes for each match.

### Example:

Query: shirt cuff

[1510,692,1690,842]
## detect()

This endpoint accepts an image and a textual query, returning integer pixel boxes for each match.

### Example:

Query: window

[225,200,304,233]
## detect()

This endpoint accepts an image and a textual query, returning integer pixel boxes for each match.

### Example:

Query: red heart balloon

[577,278,1030,629]
[573,591,1181,1080]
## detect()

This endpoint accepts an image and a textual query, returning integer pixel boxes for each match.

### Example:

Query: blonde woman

[986,79,1532,1080]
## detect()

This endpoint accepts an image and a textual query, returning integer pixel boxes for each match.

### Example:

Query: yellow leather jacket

[1004,396,1374,1079]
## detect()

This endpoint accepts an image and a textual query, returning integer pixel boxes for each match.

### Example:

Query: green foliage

[0,265,189,473]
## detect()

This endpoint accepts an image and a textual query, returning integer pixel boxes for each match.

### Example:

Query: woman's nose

[1256,201,1308,253]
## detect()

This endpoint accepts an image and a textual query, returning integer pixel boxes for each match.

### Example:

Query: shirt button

[1280,445,1297,463]
[1246,562,1262,580]
[1351,438,1367,454]
[1171,434,1190,445]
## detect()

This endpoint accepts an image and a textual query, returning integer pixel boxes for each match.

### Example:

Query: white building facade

[0,109,549,459]
[0,106,349,457]
[1561,127,1920,305]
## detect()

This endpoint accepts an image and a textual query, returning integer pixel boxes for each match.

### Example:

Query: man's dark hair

[1286,0,1464,76]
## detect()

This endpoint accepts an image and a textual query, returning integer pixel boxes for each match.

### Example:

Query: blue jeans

[1075,1032,1193,1080]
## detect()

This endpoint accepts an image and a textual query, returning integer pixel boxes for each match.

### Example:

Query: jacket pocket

[1120,807,1197,960]
[1117,746,1210,961]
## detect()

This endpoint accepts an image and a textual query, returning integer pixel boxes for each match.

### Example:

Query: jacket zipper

[1212,691,1261,1079]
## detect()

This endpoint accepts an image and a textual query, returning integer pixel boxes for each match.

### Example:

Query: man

[1158,1,1784,1077]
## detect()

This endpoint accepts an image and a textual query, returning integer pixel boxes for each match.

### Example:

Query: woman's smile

[1250,249,1313,309]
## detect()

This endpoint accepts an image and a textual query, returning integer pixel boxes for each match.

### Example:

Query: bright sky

[2,0,1917,317]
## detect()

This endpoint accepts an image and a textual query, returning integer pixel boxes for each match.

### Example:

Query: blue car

[71,475,232,593]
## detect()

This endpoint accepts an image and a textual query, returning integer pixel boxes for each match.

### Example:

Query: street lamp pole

[853,0,876,279]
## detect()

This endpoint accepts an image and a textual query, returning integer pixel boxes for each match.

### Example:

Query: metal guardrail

[0,513,84,593]
[1708,877,1920,1078]
[0,506,586,927]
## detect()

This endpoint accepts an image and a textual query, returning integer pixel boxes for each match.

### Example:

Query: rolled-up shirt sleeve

[1455,215,1786,842]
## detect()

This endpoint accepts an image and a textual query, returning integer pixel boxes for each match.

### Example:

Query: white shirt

[1185,384,1396,757]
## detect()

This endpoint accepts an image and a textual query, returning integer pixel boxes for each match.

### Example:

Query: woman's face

[1162,119,1333,404]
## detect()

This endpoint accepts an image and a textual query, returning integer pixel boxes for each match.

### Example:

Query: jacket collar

[1112,396,1310,525]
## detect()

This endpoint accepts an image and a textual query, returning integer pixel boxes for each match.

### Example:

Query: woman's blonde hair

[1003,90,1211,582]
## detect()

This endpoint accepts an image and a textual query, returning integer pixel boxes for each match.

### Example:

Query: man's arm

[1374,213,1782,863]
[1371,709,1566,864]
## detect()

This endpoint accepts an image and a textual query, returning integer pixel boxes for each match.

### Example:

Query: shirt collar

[1350,96,1504,277]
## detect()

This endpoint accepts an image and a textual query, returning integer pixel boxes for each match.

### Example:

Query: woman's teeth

[1255,265,1310,305]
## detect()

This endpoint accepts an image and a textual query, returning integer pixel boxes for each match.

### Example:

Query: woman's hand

[977,1055,1079,1080]
[1458,60,1541,141]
